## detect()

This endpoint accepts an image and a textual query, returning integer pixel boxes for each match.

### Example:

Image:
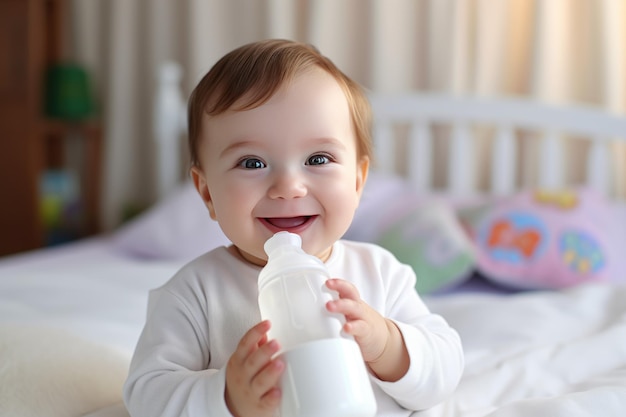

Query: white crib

[369,93,626,199]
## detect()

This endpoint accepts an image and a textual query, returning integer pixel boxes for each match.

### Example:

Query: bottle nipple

[264,231,303,256]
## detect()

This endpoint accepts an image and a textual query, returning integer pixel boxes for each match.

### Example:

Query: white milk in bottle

[258,231,377,417]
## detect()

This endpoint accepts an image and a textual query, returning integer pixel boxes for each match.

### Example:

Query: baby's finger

[233,320,272,363]
[326,278,360,300]
[326,297,363,320]
[342,318,370,337]
[326,292,368,321]
[246,339,281,374]
[251,356,285,400]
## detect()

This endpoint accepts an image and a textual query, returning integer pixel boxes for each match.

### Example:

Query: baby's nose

[268,171,308,199]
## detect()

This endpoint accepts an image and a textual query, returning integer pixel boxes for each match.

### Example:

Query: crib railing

[370,93,626,199]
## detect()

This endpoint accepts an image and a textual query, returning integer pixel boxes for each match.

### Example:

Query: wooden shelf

[0,0,102,256]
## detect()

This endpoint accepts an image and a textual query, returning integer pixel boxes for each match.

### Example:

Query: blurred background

[0,0,625,255]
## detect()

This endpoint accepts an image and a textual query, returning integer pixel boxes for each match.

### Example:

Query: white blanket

[424,283,626,417]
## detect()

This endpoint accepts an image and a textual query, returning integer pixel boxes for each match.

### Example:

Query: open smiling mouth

[261,216,316,232]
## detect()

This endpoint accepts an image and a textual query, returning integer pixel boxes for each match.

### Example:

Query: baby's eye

[238,158,266,169]
[306,154,331,166]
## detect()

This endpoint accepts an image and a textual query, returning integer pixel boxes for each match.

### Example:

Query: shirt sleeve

[371,318,464,410]
[368,256,464,411]
[123,287,233,417]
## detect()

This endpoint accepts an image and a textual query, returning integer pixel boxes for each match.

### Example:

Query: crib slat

[491,126,516,195]
[587,138,610,195]
[407,121,432,192]
[449,123,473,194]
[373,122,395,173]
[368,93,626,201]
[539,131,563,189]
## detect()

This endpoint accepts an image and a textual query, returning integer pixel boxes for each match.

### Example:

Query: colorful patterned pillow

[465,188,621,289]
[376,201,475,294]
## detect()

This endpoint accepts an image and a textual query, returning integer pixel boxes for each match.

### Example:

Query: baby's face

[191,68,368,265]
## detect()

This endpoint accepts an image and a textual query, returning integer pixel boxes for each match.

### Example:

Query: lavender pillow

[111,182,230,261]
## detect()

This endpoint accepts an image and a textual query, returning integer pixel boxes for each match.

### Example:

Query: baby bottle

[258,231,377,417]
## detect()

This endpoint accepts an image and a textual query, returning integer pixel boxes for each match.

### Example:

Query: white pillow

[111,182,230,261]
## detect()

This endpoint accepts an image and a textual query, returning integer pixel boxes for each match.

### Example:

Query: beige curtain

[69,0,626,230]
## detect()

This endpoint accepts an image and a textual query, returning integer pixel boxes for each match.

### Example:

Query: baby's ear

[190,166,217,220]
[355,156,369,197]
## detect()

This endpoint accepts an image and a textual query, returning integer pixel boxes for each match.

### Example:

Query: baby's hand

[225,320,284,417]
[325,278,409,382]
[325,278,388,361]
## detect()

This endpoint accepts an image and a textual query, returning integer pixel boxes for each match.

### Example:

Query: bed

[1,92,625,417]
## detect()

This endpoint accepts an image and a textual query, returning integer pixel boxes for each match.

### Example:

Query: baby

[124,39,463,417]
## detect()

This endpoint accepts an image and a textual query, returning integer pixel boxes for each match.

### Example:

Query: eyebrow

[310,137,347,150]
[219,140,260,158]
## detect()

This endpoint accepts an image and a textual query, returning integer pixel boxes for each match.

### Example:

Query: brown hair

[187,39,372,167]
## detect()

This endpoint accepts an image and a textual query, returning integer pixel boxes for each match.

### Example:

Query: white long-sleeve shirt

[124,240,463,416]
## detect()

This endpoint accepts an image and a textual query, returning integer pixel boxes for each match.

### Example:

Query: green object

[376,202,476,294]
[44,63,94,120]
